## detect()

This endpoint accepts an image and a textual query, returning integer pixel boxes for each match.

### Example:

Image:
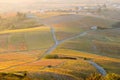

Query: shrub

[86,73,120,80]
[45,54,59,59]
[47,65,52,68]
[105,73,120,80]
[0,71,29,80]
[86,73,104,80]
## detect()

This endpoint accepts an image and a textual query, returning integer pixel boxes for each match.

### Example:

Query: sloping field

[51,49,120,75]
[0,26,54,52]
[57,28,120,58]
[42,14,117,40]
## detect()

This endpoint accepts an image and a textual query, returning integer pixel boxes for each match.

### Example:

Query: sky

[0,0,120,3]
[0,0,120,12]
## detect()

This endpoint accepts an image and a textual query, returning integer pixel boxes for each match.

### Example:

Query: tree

[86,73,104,80]
[86,73,120,80]
[0,16,1,19]
[75,6,79,14]
[16,12,26,19]
[97,5,102,13]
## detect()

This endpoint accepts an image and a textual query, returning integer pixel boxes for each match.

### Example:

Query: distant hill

[0,0,120,12]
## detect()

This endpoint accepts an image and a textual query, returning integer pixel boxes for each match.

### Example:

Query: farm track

[0,14,107,76]
[32,14,107,75]
[88,60,107,76]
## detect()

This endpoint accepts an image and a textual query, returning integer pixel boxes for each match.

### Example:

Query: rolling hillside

[0,13,120,80]
[42,14,117,40]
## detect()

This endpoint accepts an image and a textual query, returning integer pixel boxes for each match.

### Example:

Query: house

[91,26,98,30]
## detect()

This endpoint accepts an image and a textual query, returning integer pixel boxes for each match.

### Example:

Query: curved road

[46,27,107,76]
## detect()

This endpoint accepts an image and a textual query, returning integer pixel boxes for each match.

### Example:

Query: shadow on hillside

[112,22,120,28]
